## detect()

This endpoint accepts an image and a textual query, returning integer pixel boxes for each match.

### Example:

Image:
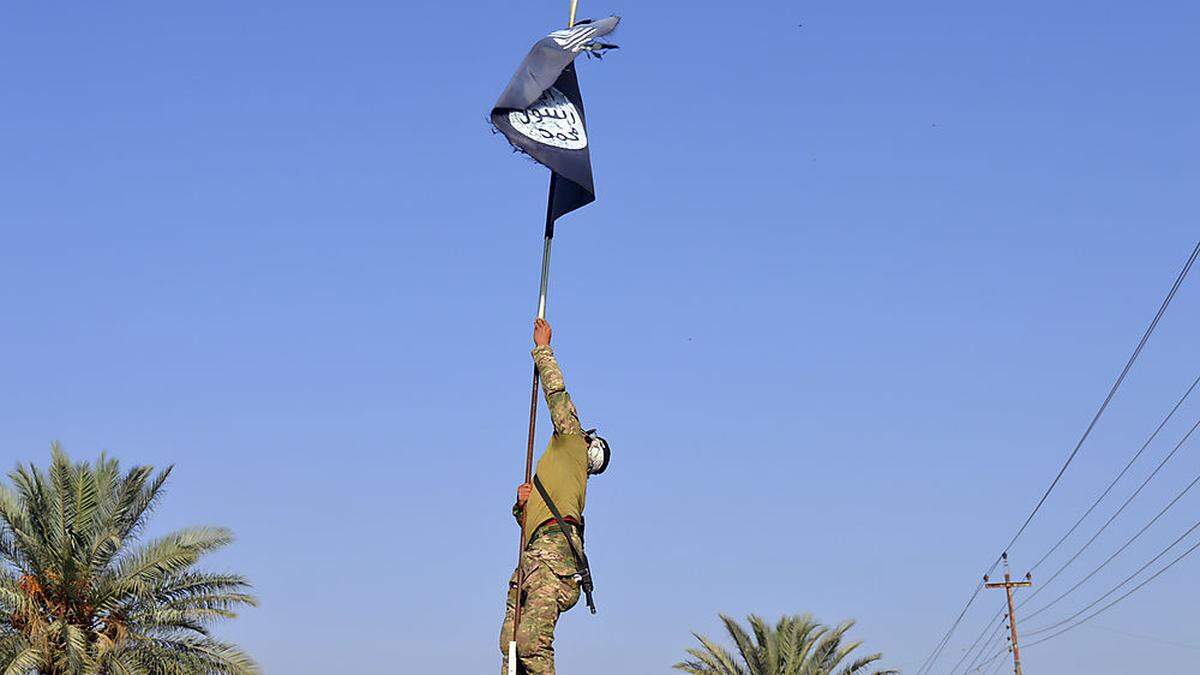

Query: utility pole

[984,553,1033,675]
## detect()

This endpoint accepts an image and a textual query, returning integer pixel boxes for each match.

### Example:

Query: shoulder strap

[532,475,596,614]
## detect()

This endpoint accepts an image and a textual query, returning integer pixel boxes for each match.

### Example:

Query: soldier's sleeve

[532,345,583,436]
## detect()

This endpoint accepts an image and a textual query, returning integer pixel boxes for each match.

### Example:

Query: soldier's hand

[516,482,532,508]
[533,318,552,347]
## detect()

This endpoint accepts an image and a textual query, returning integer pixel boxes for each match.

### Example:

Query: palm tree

[0,445,259,674]
[675,613,898,675]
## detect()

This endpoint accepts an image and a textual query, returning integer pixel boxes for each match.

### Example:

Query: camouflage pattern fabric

[532,345,582,436]
[499,526,583,675]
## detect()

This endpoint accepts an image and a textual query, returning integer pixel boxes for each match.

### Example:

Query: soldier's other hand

[516,482,532,508]
[533,318,552,347]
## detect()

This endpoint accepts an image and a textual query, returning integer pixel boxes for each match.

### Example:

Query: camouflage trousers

[499,526,583,675]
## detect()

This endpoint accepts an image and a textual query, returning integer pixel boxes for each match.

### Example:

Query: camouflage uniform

[499,345,586,675]
[498,527,583,674]
[531,344,582,437]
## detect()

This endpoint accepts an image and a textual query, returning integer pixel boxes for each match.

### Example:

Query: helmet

[584,429,610,475]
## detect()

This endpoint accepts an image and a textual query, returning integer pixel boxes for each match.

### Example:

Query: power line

[968,632,1005,674]
[917,238,1199,675]
[931,629,998,672]
[1020,416,1200,623]
[972,642,1009,674]
[952,608,1007,674]
[957,614,1008,675]
[1018,414,1200,613]
[1086,624,1200,652]
[1025,515,1200,637]
[1023,527,1200,648]
[1000,239,1199,558]
[1025,373,1200,575]
[915,578,991,675]
[950,607,1006,675]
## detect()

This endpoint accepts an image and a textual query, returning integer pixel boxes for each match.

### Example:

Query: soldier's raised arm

[531,318,582,436]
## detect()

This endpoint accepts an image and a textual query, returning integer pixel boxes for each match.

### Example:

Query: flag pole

[524,172,557,486]
[510,2,575,668]
[508,126,559,675]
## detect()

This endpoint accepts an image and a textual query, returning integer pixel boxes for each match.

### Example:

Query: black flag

[491,17,620,223]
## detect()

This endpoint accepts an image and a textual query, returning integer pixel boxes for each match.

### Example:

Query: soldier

[500,318,610,675]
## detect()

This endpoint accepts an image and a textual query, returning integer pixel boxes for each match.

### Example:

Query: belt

[531,518,582,541]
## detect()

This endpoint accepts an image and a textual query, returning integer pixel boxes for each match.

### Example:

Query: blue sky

[2,1,1198,672]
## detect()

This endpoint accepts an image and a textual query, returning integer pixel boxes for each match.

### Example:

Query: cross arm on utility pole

[985,579,1032,589]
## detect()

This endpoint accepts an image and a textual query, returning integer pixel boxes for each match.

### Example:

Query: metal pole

[535,174,558,321]
[509,171,558,675]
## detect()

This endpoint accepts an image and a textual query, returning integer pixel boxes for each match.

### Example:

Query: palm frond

[680,613,892,675]
[0,446,256,674]
[721,614,766,674]
[674,631,750,674]
[2,645,43,675]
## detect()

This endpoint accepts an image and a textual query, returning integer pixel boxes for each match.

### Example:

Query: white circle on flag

[508,87,587,150]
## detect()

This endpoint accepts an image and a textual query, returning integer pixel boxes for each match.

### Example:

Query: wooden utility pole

[984,553,1033,675]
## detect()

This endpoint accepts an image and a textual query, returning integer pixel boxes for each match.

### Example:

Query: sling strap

[532,475,596,614]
